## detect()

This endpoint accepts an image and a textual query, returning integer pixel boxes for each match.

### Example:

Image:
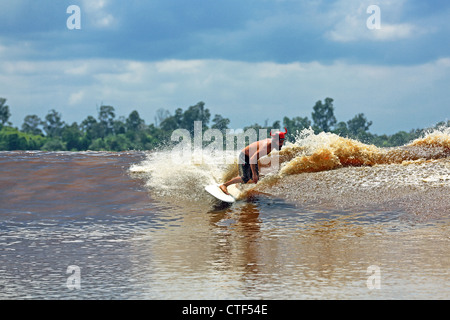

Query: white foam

[129,149,238,201]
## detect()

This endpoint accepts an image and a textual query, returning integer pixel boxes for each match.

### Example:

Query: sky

[0,0,449,134]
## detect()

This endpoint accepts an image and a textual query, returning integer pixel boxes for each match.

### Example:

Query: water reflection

[129,194,449,299]
[210,201,263,277]
[1,152,448,299]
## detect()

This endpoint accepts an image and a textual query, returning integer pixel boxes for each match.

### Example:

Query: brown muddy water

[0,129,449,299]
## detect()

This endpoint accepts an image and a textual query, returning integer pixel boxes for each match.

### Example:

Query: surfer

[219,128,287,195]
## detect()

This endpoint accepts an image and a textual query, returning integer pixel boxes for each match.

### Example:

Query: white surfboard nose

[205,184,236,203]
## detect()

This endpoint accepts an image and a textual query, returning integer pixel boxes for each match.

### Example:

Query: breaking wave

[129,126,450,205]
[274,127,450,177]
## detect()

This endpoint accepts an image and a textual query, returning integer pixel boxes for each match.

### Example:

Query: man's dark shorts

[238,152,258,183]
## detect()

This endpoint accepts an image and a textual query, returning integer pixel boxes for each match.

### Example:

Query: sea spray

[269,127,450,177]
[129,148,239,202]
[130,126,450,202]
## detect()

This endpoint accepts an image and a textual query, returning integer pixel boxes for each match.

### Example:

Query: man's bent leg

[220,176,243,195]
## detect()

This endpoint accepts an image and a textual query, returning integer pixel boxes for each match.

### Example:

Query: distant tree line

[0,97,446,151]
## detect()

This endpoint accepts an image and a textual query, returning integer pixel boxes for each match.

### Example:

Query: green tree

[333,121,349,137]
[81,116,99,139]
[311,97,336,133]
[211,114,230,132]
[0,126,46,150]
[126,110,145,133]
[43,109,65,137]
[243,122,264,132]
[41,138,66,151]
[88,138,106,151]
[160,108,183,132]
[434,120,450,129]
[22,115,44,135]
[181,101,211,134]
[157,102,212,141]
[154,108,171,127]
[2,132,27,150]
[388,131,411,146]
[347,113,373,137]
[244,120,282,140]
[62,122,83,151]
[370,134,391,147]
[283,116,311,140]
[0,98,11,126]
[104,134,130,151]
[146,123,165,148]
[98,105,116,137]
[114,116,127,135]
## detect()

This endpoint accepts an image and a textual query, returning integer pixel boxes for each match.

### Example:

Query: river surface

[0,129,449,299]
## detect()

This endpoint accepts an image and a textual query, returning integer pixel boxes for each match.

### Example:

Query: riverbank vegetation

[0,97,446,151]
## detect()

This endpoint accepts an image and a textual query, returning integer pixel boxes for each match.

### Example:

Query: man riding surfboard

[219,128,287,195]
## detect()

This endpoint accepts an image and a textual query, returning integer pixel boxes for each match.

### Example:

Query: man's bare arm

[249,140,271,183]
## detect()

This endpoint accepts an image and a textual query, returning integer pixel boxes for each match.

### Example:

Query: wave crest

[270,127,450,177]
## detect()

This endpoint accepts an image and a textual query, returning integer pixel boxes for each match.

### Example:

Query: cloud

[325,0,431,42]
[68,90,85,106]
[0,0,448,65]
[2,58,449,134]
[81,0,117,29]
[371,23,418,41]
[329,20,425,43]
[0,1,449,137]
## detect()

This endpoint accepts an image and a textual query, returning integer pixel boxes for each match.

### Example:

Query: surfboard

[205,184,236,203]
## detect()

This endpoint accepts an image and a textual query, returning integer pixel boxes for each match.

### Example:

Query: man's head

[270,127,287,150]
